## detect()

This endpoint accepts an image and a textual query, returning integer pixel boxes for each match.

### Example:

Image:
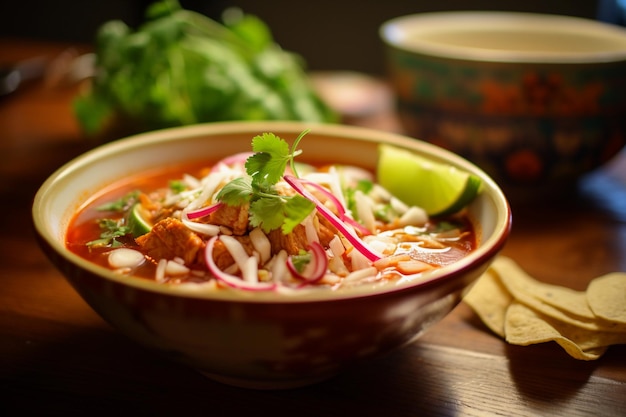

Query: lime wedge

[377,144,482,216]
[127,203,153,237]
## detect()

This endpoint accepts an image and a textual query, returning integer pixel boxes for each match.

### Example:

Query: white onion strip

[219,235,256,282]
[284,175,382,262]
[184,170,230,214]
[271,250,289,284]
[344,266,378,283]
[302,214,320,245]
[354,190,377,232]
[180,213,221,236]
[250,227,271,264]
[155,258,167,283]
[328,235,345,257]
[108,248,145,270]
[242,256,259,283]
[204,236,276,291]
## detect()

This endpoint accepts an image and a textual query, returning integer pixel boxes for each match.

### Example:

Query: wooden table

[2,39,625,416]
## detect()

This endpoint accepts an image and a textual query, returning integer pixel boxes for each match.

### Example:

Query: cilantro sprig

[96,190,139,212]
[87,191,140,247]
[217,131,315,234]
[87,219,131,248]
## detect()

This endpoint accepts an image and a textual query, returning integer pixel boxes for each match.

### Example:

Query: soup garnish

[66,131,480,292]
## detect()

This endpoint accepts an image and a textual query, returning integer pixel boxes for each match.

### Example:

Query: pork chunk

[267,224,309,255]
[210,235,254,270]
[267,214,338,255]
[136,217,204,265]
[316,214,337,246]
[206,203,250,235]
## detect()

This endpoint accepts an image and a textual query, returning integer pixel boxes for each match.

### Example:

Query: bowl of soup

[33,121,510,389]
[380,12,626,202]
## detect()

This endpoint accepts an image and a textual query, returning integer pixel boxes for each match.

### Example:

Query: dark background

[0,0,617,75]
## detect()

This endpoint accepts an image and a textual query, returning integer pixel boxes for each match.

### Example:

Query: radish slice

[298,178,371,236]
[286,241,328,283]
[186,202,223,220]
[343,216,372,236]
[204,236,276,291]
[210,152,253,172]
[284,175,382,262]
[299,179,345,216]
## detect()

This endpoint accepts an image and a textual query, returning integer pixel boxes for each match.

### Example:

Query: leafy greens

[74,0,336,136]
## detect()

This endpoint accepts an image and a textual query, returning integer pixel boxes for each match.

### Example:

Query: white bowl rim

[380,11,626,64]
[33,121,511,304]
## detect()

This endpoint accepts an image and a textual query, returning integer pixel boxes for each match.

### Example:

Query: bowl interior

[380,11,626,63]
[33,121,510,302]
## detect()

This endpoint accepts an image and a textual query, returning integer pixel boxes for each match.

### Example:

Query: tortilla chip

[492,257,592,317]
[586,273,626,324]
[504,302,610,361]
[491,257,626,333]
[463,268,513,337]
[464,257,626,360]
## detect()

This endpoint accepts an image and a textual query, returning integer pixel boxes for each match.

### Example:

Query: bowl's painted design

[381,12,626,199]
[387,49,626,190]
[33,121,511,389]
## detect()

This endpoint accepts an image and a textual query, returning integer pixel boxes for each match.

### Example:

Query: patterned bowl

[32,121,510,389]
[381,12,626,202]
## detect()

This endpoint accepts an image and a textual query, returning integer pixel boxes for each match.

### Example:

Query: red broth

[66,160,476,291]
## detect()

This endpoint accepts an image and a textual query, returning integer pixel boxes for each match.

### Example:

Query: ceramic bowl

[32,121,510,389]
[380,12,626,202]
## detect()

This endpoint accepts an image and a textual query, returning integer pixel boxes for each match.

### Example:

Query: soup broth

[66,157,476,292]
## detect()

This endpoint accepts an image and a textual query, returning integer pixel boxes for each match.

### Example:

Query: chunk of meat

[210,235,255,270]
[267,214,337,255]
[206,203,250,235]
[267,225,308,255]
[136,218,204,265]
[316,214,337,246]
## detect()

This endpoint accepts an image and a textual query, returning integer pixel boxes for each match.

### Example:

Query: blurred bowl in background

[380,11,626,202]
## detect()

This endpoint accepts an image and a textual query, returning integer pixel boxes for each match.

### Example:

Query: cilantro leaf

[244,152,272,183]
[216,177,254,205]
[290,250,311,273]
[249,198,285,233]
[87,218,131,248]
[216,130,315,234]
[96,191,139,212]
[282,196,315,234]
[345,179,375,222]
[246,133,291,186]
[169,180,187,193]
[356,178,374,194]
